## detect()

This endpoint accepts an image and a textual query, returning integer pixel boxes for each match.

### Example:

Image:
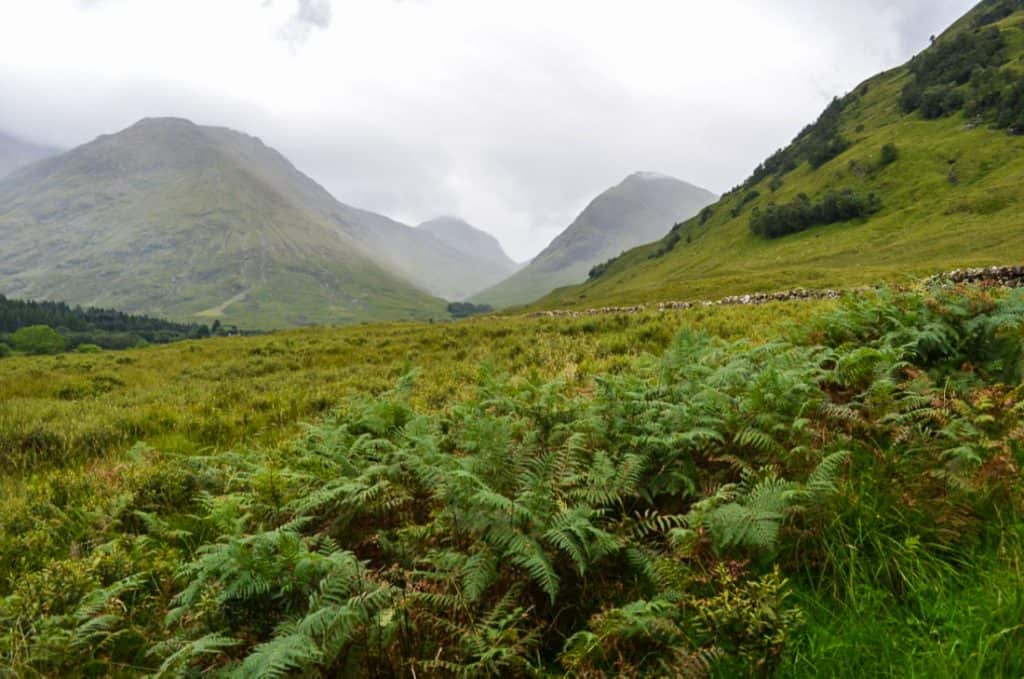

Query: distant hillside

[419,216,520,289]
[0,130,60,178]
[472,172,717,308]
[0,118,448,328]
[330,208,514,301]
[532,1,1024,311]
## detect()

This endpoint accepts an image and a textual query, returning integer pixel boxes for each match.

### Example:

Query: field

[2,286,1024,677]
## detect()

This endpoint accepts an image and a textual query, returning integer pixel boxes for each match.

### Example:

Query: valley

[2,1,1024,677]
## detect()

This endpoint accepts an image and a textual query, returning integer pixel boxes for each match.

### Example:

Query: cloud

[278,0,332,47]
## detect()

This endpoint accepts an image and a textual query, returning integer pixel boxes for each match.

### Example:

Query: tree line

[0,294,214,354]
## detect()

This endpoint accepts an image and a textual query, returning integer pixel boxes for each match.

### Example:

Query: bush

[749,189,882,239]
[446,302,493,319]
[0,342,10,358]
[588,255,620,280]
[11,325,65,355]
[879,143,900,167]
[919,85,966,119]
[76,344,102,354]
[731,190,761,217]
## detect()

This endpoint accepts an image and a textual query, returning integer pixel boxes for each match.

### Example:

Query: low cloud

[278,0,332,48]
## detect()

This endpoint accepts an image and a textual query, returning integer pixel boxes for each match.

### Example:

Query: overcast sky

[0,0,975,260]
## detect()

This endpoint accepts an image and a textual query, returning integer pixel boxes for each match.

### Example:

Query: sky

[0,0,976,261]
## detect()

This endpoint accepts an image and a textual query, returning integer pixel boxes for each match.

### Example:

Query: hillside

[0,130,60,178]
[0,118,454,328]
[419,216,520,290]
[533,2,1024,311]
[472,172,716,308]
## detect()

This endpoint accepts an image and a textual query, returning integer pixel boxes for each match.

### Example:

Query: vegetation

[446,302,494,319]
[878,142,899,167]
[10,325,65,355]
[1,286,1022,676]
[749,189,882,239]
[974,0,1023,27]
[0,294,210,352]
[900,25,1007,119]
[588,255,621,280]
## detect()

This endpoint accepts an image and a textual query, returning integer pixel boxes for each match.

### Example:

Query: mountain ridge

[471,171,717,308]
[0,117,450,328]
[0,130,61,178]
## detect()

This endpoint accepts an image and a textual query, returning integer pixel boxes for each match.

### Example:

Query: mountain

[0,117,448,328]
[329,207,512,302]
[530,1,1024,311]
[0,130,60,178]
[419,216,520,285]
[471,172,717,308]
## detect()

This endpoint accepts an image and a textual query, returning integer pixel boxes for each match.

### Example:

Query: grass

[0,300,824,474]
[1,286,1023,676]
[531,10,1024,313]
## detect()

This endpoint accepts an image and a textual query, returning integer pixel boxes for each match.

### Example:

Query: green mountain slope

[471,172,716,308]
[0,130,60,178]
[0,118,447,328]
[534,1,1024,312]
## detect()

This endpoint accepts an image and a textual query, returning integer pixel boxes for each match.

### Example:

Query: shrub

[588,255,620,280]
[749,188,882,239]
[879,143,899,167]
[731,190,761,217]
[76,344,102,354]
[11,325,65,355]
[0,342,10,358]
[446,302,493,319]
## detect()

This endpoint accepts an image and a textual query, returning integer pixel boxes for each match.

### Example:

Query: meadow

[1,286,1023,677]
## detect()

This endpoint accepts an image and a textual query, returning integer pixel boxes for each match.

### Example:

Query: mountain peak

[130,116,199,130]
[471,173,717,308]
[419,216,519,273]
[625,170,676,182]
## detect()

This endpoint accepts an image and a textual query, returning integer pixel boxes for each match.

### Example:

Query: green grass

[532,10,1024,312]
[2,286,1023,676]
[0,300,822,474]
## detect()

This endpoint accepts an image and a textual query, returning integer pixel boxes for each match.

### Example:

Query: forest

[0,295,211,353]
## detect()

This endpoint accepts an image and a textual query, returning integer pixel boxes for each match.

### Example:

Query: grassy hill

[533,2,1024,312]
[472,172,716,308]
[0,118,449,328]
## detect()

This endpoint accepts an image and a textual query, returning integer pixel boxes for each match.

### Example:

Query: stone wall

[527,265,1024,319]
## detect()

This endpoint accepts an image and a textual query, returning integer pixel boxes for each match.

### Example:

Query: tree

[11,325,65,355]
